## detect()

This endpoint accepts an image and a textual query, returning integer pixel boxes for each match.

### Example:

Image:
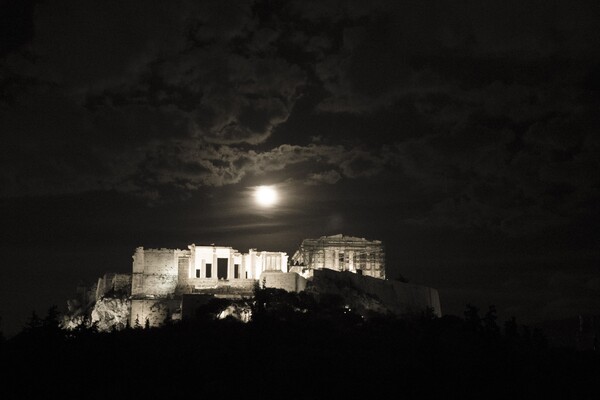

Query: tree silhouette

[1,300,598,399]
[25,310,42,331]
[532,327,548,350]
[504,316,519,340]
[421,306,437,321]
[520,324,532,346]
[251,280,267,320]
[464,303,481,332]
[483,305,500,334]
[68,312,98,339]
[42,305,61,330]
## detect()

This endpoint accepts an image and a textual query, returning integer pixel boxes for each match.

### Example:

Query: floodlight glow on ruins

[255,185,278,207]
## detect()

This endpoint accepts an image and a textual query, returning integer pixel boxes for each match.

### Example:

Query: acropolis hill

[63,234,441,330]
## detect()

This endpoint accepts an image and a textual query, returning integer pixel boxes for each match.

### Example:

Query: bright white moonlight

[254,185,278,207]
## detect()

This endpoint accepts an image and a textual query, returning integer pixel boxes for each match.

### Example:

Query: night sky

[1,0,599,338]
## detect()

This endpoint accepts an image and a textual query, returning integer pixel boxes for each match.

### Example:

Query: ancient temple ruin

[290,234,385,279]
[130,244,293,327]
[64,235,442,331]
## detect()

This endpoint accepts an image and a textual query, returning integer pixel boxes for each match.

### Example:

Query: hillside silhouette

[1,287,599,400]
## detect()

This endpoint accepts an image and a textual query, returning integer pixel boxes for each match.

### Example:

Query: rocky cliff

[90,297,131,331]
[307,268,441,318]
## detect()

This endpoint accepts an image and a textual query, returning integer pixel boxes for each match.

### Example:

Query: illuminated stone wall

[186,278,257,290]
[259,271,307,292]
[131,246,288,295]
[248,249,289,277]
[113,274,132,292]
[95,274,107,299]
[183,245,288,282]
[132,247,189,297]
[311,269,441,317]
[189,245,240,280]
[291,234,385,279]
[128,244,290,327]
[123,240,440,329]
[74,238,440,330]
[95,273,132,300]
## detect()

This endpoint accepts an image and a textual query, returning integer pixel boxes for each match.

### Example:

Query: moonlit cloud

[306,170,342,185]
[1,0,600,338]
[2,0,598,239]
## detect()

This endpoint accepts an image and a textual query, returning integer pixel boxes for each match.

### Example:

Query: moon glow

[255,185,278,207]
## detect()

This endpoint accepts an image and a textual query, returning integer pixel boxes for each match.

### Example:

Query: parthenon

[290,234,385,279]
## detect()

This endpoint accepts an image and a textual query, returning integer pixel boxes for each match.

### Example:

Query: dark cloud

[306,170,341,185]
[0,0,35,58]
[2,0,598,227]
[393,108,599,235]
[1,0,600,337]
[27,0,192,91]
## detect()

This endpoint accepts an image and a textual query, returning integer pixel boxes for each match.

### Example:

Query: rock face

[308,268,442,318]
[217,303,252,322]
[90,297,131,331]
[62,260,442,330]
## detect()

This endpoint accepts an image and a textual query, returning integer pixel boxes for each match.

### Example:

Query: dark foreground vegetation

[1,289,599,400]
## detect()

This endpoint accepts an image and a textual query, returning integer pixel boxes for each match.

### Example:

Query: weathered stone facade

[260,270,307,293]
[96,273,132,299]
[130,244,290,326]
[62,272,132,331]
[290,234,385,279]
[309,269,442,317]
[64,235,442,330]
[91,297,131,331]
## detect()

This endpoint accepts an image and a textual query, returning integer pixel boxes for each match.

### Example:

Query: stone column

[212,248,217,281]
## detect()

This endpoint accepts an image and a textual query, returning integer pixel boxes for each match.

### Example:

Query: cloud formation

[1,0,599,236]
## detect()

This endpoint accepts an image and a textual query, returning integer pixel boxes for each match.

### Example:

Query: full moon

[254,185,278,207]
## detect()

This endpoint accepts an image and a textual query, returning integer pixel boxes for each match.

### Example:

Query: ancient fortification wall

[113,274,132,292]
[311,268,441,317]
[132,247,188,297]
[95,273,132,300]
[69,236,442,330]
[260,271,307,292]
